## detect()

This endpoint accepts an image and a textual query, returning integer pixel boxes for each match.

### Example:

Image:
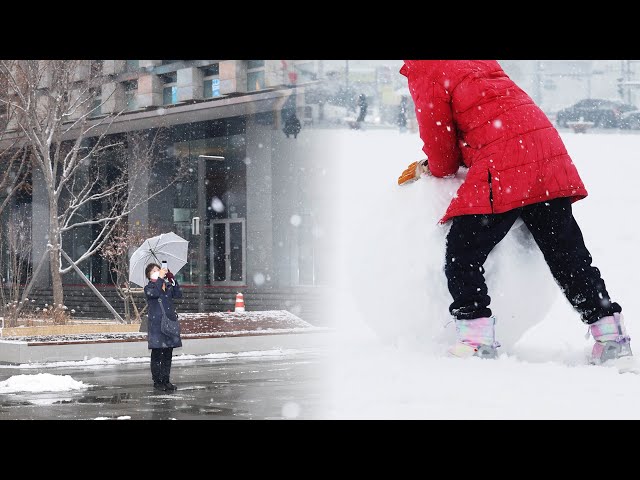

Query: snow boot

[153,382,168,392]
[448,316,500,359]
[589,312,632,365]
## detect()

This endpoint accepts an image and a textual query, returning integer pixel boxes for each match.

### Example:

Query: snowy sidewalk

[0,311,332,364]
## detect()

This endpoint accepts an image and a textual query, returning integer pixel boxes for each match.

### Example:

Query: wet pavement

[0,350,328,419]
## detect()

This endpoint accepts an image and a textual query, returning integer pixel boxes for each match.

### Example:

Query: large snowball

[331,130,557,353]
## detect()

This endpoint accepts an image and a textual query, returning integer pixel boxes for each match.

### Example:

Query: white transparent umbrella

[129,232,189,287]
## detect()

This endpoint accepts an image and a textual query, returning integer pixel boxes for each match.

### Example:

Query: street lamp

[196,154,224,312]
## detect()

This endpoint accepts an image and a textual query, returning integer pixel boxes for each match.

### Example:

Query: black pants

[445,197,621,324]
[150,348,173,384]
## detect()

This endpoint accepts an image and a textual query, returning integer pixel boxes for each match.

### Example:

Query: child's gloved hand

[397,158,429,185]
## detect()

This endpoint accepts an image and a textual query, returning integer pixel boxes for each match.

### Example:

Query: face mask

[150,271,160,280]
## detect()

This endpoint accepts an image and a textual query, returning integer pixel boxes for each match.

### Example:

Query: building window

[161,72,178,105]
[123,80,137,111]
[247,61,266,92]
[201,64,220,98]
[202,65,219,76]
[295,61,316,82]
[162,60,178,65]
[247,71,266,92]
[90,60,104,78]
[125,60,139,72]
[247,60,265,69]
[89,88,101,117]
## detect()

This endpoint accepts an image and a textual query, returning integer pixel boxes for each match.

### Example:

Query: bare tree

[0,60,30,220]
[100,223,159,324]
[0,62,32,323]
[0,60,186,318]
[0,210,32,327]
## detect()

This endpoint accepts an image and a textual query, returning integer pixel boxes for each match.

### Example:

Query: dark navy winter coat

[144,278,183,349]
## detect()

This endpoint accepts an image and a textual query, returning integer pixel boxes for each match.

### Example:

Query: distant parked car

[619,110,640,129]
[556,99,636,128]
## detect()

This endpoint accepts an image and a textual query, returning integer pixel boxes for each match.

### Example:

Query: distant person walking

[397,95,408,132]
[282,93,302,139]
[357,93,368,123]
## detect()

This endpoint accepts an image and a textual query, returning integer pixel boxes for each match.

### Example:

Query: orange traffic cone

[234,292,245,313]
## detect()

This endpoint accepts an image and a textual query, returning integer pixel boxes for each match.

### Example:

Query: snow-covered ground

[321,127,640,419]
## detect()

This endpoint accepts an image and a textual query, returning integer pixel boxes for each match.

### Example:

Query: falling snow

[211,197,225,213]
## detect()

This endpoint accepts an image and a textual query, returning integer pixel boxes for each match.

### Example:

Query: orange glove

[398,159,429,185]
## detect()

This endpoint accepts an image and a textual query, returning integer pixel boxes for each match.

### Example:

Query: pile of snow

[0,373,89,393]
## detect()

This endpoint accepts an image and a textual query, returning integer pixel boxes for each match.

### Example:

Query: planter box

[0,310,331,364]
[1,324,140,338]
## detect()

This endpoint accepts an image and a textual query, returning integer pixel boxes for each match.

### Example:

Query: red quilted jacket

[400,60,588,224]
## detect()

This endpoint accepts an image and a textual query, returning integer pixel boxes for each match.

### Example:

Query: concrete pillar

[72,61,91,83]
[31,162,51,287]
[265,60,284,88]
[137,74,163,108]
[177,67,204,102]
[219,60,247,95]
[270,127,300,287]
[101,82,125,114]
[37,63,52,89]
[102,60,126,76]
[36,95,50,124]
[268,102,322,287]
[245,116,274,287]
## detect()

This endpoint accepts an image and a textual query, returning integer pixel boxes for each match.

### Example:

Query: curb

[0,329,333,365]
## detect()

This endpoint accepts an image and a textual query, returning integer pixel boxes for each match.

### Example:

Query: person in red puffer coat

[398,60,631,364]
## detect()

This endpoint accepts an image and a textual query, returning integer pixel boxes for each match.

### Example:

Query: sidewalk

[0,311,332,364]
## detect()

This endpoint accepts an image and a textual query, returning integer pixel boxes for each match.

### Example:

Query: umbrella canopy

[129,232,189,287]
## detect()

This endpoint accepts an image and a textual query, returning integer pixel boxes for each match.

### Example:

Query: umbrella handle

[149,250,161,264]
